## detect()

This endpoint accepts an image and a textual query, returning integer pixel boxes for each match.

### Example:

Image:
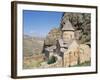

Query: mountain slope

[23,35,44,57]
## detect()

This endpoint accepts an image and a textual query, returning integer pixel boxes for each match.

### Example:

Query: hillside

[23,35,44,57]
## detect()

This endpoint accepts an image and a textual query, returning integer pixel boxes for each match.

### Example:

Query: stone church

[56,20,80,67]
[43,20,91,67]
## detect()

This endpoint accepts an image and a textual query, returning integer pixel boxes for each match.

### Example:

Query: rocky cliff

[44,12,91,47]
[44,28,62,46]
[61,12,91,45]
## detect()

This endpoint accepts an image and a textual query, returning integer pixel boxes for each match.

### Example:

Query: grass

[23,53,44,69]
[23,60,43,69]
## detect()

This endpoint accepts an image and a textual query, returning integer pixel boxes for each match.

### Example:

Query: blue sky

[23,10,63,37]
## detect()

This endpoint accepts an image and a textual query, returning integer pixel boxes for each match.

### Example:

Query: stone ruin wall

[43,44,91,68]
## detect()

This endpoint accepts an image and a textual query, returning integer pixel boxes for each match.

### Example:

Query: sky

[23,10,63,37]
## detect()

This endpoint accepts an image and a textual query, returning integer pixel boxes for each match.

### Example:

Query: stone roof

[62,20,75,31]
[60,48,67,52]
[45,46,56,52]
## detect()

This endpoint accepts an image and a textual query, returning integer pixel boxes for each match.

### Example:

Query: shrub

[47,56,56,64]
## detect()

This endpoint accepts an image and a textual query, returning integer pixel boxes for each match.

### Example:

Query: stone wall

[64,42,79,67]
[63,43,91,67]
[79,44,91,64]
[41,43,91,68]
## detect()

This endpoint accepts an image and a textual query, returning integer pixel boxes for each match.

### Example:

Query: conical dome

[62,20,75,31]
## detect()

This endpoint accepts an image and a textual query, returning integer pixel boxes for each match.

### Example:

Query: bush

[47,56,56,64]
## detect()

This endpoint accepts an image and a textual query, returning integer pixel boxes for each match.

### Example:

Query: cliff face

[44,28,62,46]
[61,12,91,45]
[44,12,91,47]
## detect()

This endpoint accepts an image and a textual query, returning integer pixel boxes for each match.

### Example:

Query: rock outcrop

[44,28,62,46]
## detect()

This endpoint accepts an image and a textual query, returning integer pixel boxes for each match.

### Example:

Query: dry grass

[23,54,44,69]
